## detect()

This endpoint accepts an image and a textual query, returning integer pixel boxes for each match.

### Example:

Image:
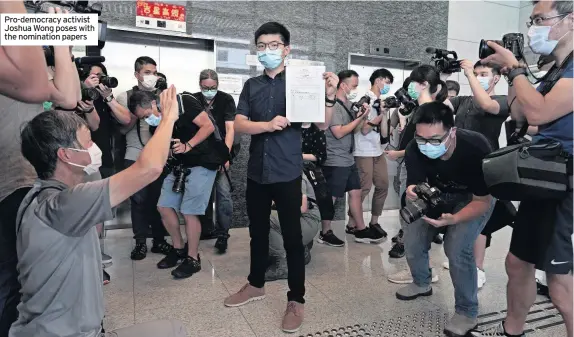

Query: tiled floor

[102,210,566,337]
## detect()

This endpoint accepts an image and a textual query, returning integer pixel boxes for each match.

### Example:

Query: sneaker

[432,233,443,244]
[389,242,405,258]
[317,230,345,247]
[396,283,433,301]
[150,240,173,255]
[444,313,478,337]
[391,229,404,243]
[469,322,522,337]
[354,227,384,244]
[443,261,450,270]
[101,253,113,264]
[157,247,186,269]
[370,223,388,238]
[282,301,304,333]
[224,283,266,307]
[214,234,229,254]
[171,255,201,279]
[345,225,356,234]
[477,268,486,289]
[387,269,439,284]
[130,242,147,261]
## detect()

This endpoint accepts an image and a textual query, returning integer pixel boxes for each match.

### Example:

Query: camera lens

[400,199,427,224]
[478,39,502,60]
[100,75,118,88]
[81,87,100,101]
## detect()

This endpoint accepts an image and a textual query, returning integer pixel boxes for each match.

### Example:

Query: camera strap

[515,52,573,139]
[335,99,355,153]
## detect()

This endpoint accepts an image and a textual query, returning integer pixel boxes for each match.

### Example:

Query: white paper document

[218,74,244,95]
[286,63,326,123]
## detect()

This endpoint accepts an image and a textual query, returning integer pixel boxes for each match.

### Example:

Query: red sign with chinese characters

[136,0,185,22]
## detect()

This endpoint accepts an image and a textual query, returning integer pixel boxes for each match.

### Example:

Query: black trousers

[0,187,31,337]
[125,160,167,242]
[246,177,305,303]
[303,164,334,221]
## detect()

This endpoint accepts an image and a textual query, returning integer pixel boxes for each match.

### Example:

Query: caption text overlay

[0,14,98,46]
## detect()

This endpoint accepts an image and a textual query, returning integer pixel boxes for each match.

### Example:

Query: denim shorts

[157,166,217,215]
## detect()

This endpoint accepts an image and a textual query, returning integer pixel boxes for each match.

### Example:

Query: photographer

[385,66,448,263]
[0,7,80,335]
[346,68,394,239]
[320,70,384,247]
[473,1,573,336]
[396,102,494,337]
[12,86,187,337]
[446,80,460,100]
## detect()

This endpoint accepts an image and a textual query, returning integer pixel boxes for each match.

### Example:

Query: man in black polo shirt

[223,22,339,333]
[192,69,237,254]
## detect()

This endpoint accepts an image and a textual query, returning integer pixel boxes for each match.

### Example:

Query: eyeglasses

[526,13,570,28]
[415,130,450,146]
[256,41,285,51]
[200,86,217,91]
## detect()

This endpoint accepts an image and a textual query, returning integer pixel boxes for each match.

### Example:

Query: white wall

[446,0,523,96]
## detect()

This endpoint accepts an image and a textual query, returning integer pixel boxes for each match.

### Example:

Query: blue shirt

[237,71,302,184]
[533,58,573,155]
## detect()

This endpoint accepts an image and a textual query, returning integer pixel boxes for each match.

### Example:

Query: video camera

[400,183,445,224]
[25,1,107,49]
[426,47,460,74]
[479,33,524,61]
[351,95,371,115]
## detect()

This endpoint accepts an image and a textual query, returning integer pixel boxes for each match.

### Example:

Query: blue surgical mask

[257,49,283,70]
[144,113,161,127]
[380,84,391,95]
[418,142,448,159]
[202,90,217,100]
[477,76,491,91]
[408,82,420,100]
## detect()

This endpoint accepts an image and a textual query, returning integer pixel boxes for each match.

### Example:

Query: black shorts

[322,164,361,198]
[510,193,573,274]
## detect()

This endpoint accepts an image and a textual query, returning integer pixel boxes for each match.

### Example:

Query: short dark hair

[134,56,157,72]
[337,70,359,88]
[369,68,394,85]
[413,101,455,129]
[410,65,448,102]
[254,22,290,45]
[474,61,501,76]
[533,1,573,14]
[21,110,88,179]
[446,80,460,95]
[128,90,156,114]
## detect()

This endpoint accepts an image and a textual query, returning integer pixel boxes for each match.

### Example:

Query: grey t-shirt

[0,95,42,202]
[11,178,114,337]
[116,91,152,161]
[324,101,355,167]
[301,173,320,222]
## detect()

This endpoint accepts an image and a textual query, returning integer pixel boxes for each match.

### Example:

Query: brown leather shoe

[281,301,304,333]
[224,283,265,307]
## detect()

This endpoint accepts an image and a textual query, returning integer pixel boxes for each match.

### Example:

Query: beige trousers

[355,154,389,216]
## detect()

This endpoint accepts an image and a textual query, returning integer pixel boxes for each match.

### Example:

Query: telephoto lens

[100,75,118,88]
[81,87,100,101]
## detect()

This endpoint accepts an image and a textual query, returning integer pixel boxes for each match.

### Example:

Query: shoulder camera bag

[482,53,573,201]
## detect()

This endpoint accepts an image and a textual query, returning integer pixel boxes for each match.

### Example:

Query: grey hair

[533,1,573,14]
[21,110,88,179]
[199,69,218,83]
[128,90,156,113]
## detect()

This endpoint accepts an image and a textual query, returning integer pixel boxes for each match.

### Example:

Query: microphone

[74,56,106,66]
[425,47,438,54]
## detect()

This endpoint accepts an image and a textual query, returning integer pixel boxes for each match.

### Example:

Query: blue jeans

[214,171,233,234]
[404,194,495,318]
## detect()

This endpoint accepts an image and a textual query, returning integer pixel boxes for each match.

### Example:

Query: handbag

[482,53,573,201]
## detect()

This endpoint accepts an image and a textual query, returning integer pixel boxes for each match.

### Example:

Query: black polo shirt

[237,71,302,184]
[191,91,236,138]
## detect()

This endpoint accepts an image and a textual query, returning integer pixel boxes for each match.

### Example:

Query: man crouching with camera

[12,86,187,337]
[396,102,495,337]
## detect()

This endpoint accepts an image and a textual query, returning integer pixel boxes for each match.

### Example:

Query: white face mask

[528,16,569,55]
[141,75,158,90]
[67,143,102,176]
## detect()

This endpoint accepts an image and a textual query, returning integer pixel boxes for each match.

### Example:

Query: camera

[172,164,189,194]
[99,75,118,88]
[426,47,460,74]
[383,96,400,109]
[400,183,445,224]
[479,33,524,61]
[351,95,371,115]
[155,77,168,91]
[394,88,417,116]
[81,85,100,101]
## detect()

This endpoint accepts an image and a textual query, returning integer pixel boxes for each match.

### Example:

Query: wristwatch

[325,96,336,105]
[506,67,527,86]
[104,94,114,103]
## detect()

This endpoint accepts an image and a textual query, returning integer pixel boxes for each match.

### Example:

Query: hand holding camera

[459,59,475,78]
[77,100,94,114]
[84,74,100,88]
[171,139,190,154]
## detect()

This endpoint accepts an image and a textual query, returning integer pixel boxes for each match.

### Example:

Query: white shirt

[353,90,386,157]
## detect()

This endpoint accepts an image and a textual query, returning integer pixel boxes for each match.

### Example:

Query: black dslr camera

[155,77,168,91]
[383,96,400,109]
[394,88,417,116]
[426,47,460,74]
[479,33,524,61]
[172,164,190,193]
[351,95,371,115]
[400,183,445,224]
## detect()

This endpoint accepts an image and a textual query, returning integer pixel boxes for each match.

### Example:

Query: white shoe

[387,268,439,284]
[477,268,486,289]
[442,261,449,270]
